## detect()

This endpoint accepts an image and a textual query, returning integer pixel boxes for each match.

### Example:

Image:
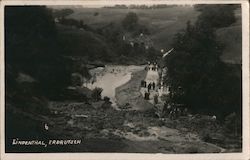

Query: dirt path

[115,69,154,110]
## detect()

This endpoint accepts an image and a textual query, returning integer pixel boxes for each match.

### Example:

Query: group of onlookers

[145,62,159,71]
[141,80,159,100]
[141,80,157,91]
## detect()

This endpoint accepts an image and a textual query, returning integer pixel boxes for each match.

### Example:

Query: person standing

[144,92,150,100]
[152,82,155,90]
[148,83,151,92]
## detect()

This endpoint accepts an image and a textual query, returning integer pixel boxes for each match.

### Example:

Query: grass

[66,6,241,64]
[67,6,199,50]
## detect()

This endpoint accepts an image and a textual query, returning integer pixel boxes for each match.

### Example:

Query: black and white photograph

[1,0,249,159]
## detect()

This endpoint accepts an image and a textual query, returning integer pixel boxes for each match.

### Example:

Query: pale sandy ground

[86,65,145,106]
[87,65,161,109]
[140,69,167,105]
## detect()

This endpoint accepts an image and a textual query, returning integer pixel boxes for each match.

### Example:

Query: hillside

[56,24,151,65]
[57,24,112,61]
[65,5,241,64]
[67,6,199,51]
[216,8,242,64]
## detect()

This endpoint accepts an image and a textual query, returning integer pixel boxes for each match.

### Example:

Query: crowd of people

[142,62,161,100]
[141,61,189,120]
[141,80,157,92]
[141,80,160,100]
[145,62,159,71]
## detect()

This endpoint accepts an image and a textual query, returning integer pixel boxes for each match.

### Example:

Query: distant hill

[216,25,242,64]
[66,6,199,50]
[62,5,241,64]
[216,8,242,64]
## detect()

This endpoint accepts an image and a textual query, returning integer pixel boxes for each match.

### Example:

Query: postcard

[0,0,249,160]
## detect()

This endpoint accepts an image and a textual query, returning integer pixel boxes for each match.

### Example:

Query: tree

[165,5,241,118]
[195,4,238,29]
[5,6,71,98]
[5,6,73,147]
[91,87,103,101]
[102,96,112,109]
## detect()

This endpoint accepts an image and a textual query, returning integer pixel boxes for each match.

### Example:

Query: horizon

[48,4,194,9]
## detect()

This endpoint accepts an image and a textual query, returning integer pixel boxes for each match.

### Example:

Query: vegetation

[5,5,242,152]
[52,8,74,18]
[5,6,73,148]
[91,87,103,101]
[165,4,241,121]
[5,6,71,98]
[154,94,159,104]
[102,96,112,109]
[66,6,241,63]
[55,10,158,64]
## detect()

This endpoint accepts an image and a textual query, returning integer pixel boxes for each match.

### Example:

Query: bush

[154,94,159,104]
[102,96,112,109]
[91,87,103,101]
[103,96,110,102]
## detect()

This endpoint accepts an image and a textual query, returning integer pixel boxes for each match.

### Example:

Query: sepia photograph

[1,0,249,159]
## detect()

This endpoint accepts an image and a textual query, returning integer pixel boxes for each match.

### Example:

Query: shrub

[102,96,112,109]
[91,87,103,101]
[103,96,110,102]
[154,94,159,104]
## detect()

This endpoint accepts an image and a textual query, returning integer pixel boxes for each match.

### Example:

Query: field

[64,6,241,64]
[67,6,199,50]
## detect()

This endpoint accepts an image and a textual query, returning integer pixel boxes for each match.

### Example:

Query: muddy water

[85,65,145,106]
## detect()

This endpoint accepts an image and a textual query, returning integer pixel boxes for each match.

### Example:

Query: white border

[0,0,249,160]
